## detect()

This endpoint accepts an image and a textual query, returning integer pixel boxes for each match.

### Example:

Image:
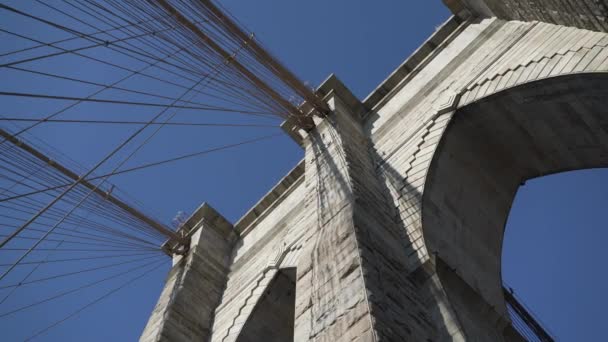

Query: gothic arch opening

[236,268,296,342]
[421,73,608,333]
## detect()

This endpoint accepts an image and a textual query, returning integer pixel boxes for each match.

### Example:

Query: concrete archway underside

[422,72,608,323]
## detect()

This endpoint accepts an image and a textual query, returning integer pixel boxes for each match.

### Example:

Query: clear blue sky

[0,0,606,341]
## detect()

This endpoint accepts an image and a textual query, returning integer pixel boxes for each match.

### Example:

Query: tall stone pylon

[140,204,236,341]
[298,84,439,341]
[142,1,608,340]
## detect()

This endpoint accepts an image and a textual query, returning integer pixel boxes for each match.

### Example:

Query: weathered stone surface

[142,2,608,340]
[447,0,608,33]
[140,204,236,342]
[237,269,297,342]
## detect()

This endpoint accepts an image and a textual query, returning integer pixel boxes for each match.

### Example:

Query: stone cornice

[234,160,305,236]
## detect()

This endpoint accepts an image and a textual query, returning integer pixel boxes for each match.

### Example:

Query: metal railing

[503,286,556,342]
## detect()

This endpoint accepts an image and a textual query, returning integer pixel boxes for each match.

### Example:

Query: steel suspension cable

[23,259,166,341]
[0,117,279,127]
[1,133,281,202]
[0,254,162,290]
[0,257,165,319]
[0,26,246,274]
[0,251,160,267]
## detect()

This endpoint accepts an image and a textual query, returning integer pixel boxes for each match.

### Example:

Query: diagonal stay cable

[0,200,164,247]
[47,23,258,241]
[0,257,165,319]
[0,207,162,249]
[1,248,160,252]
[0,31,192,148]
[0,160,166,245]
[1,0,315,123]
[1,2,214,82]
[0,251,159,267]
[0,228,159,250]
[0,13,172,58]
[0,234,159,250]
[3,219,162,249]
[0,40,230,278]
[0,29,280,152]
[2,31,269,221]
[0,133,281,203]
[0,27,280,127]
[0,161,45,199]
[100,28,258,192]
[0,26,169,69]
[33,0,212,83]
[0,91,259,113]
[3,66,278,117]
[0,165,164,246]
[41,0,214,86]
[79,0,294,118]
[2,66,244,114]
[0,254,161,289]
[0,117,279,127]
[23,259,166,341]
[0,11,258,96]
[0,66,205,253]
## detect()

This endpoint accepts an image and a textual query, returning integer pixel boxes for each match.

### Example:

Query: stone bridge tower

[141,1,608,341]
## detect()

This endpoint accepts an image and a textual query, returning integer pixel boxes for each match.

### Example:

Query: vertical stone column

[300,81,435,341]
[140,204,236,342]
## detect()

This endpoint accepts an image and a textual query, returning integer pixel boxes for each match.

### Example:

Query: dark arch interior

[236,268,296,342]
[422,73,608,324]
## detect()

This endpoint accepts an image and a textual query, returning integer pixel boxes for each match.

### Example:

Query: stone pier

[142,0,608,340]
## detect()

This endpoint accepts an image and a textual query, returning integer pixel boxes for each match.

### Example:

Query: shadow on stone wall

[304,106,458,340]
[237,269,296,342]
[369,141,461,341]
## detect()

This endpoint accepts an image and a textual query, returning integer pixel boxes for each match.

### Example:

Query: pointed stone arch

[421,72,608,338]
[235,268,297,342]
[214,244,302,342]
